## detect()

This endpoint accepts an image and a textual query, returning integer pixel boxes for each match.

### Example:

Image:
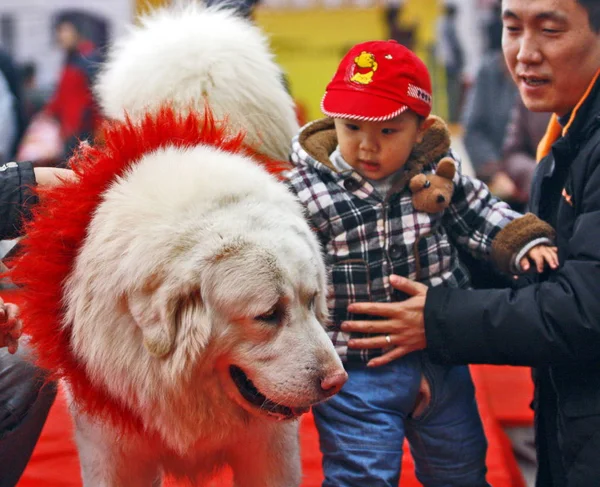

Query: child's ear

[416,117,436,143]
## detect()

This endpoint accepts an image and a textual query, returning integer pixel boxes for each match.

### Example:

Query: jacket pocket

[328,259,372,327]
[554,366,600,418]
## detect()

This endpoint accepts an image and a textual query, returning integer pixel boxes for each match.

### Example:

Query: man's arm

[342,153,599,368]
[426,157,600,367]
[0,161,38,239]
[0,164,76,240]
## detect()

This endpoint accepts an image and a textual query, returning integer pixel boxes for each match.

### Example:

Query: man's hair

[578,0,600,33]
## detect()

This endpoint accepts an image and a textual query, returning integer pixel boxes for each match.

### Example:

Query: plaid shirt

[287,121,520,363]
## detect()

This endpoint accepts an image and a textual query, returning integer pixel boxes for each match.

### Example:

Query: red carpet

[472,365,534,427]
[16,366,529,487]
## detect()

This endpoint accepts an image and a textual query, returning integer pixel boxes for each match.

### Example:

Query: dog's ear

[128,282,207,358]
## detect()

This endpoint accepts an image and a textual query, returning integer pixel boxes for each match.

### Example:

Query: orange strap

[536,67,600,162]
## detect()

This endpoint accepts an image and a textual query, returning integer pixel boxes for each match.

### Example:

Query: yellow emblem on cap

[350,51,378,85]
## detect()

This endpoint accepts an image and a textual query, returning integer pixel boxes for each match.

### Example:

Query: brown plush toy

[409,157,456,213]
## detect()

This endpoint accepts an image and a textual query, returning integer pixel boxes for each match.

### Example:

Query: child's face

[334,111,428,180]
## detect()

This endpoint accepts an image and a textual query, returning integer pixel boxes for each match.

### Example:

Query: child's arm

[490,212,557,274]
[441,153,556,274]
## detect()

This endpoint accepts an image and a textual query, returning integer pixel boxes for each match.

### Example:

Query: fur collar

[298,116,452,187]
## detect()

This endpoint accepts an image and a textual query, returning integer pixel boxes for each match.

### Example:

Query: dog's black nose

[437,194,446,204]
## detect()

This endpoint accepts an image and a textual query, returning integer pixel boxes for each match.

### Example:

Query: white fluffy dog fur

[95,3,299,161]
[55,4,346,486]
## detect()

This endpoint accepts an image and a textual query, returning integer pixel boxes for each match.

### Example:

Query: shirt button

[344,178,360,191]
[389,244,402,258]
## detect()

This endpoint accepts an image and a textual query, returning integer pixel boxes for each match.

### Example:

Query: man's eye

[504,25,521,33]
[346,124,359,131]
[382,128,396,135]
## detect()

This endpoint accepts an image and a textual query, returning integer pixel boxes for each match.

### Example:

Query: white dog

[64,115,346,486]
[11,5,347,487]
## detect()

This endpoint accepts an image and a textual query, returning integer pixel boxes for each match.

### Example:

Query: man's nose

[516,34,543,65]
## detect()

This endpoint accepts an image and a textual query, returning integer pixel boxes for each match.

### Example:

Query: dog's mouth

[229,365,309,420]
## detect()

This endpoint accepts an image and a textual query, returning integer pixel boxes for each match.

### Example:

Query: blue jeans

[313,352,489,487]
[0,345,57,487]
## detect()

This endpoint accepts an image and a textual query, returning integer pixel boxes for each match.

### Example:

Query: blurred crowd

[0,11,106,169]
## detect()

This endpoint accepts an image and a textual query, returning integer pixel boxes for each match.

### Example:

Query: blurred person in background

[383,1,415,51]
[0,71,17,164]
[205,0,261,19]
[20,63,47,129]
[40,13,101,161]
[435,4,465,123]
[501,97,551,207]
[0,48,25,161]
[461,5,522,208]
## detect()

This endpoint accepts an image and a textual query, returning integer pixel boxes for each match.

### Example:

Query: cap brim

[321,89,408,122]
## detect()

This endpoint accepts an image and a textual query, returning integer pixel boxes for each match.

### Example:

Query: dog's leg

[229,421,301,487]
[72,410,162,487]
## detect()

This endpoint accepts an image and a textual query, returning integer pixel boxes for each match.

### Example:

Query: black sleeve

[0,161,38,239]
[424,155,600,367]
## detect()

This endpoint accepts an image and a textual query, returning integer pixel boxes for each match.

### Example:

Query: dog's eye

[256,306,278,323]
[424,180,431,189]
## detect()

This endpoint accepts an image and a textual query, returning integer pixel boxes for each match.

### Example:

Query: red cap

[321,40,432,121]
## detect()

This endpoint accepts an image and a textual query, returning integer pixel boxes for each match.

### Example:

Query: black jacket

[0,161,37,240]
[425,76,600,413]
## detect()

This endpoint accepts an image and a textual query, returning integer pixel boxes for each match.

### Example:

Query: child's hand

[0,297,22,354]
[520,245,559,274]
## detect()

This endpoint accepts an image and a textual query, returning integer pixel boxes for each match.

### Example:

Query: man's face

[502,0,600,115]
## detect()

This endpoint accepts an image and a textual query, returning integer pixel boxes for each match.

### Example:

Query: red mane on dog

[9,106,289,435]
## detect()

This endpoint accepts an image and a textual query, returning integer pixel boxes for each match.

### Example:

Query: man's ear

[128,281,206,358]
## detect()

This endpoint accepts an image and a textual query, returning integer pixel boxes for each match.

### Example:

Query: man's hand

[0,296,22,354]
[520,245,559,273]
[341,275,428,367]
[33,167,78,188]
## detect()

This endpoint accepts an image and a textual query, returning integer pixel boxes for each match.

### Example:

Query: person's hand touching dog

[0,296,22,354]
